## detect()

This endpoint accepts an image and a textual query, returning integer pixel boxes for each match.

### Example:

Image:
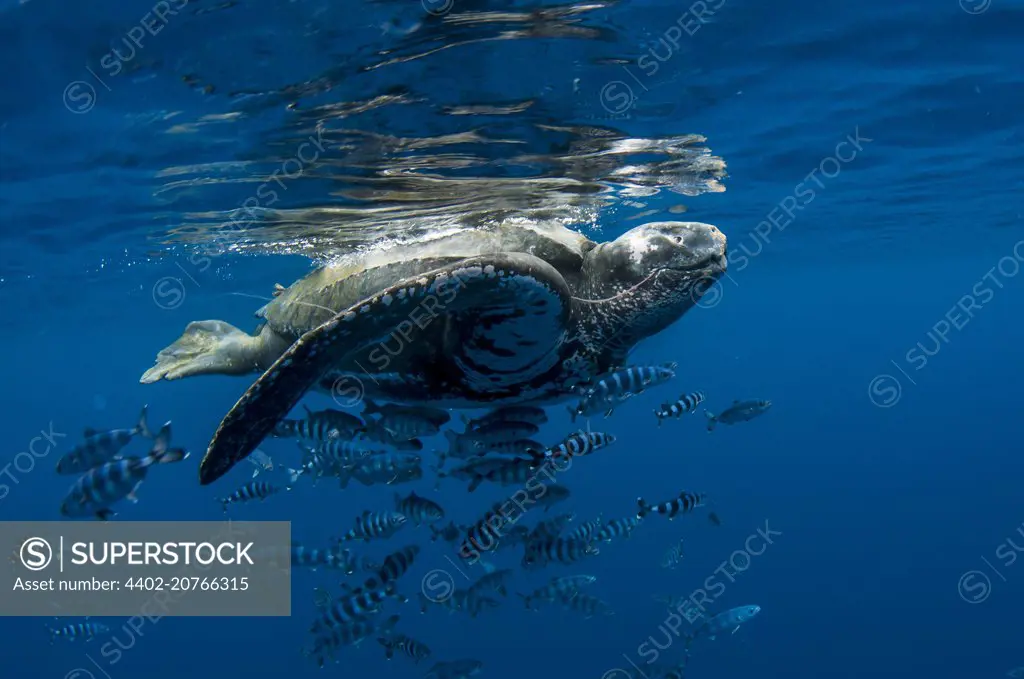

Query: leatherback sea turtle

[140,220,726,484]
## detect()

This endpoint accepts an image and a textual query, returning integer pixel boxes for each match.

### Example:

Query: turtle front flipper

[198,253,572,486]
[140,321,279,384]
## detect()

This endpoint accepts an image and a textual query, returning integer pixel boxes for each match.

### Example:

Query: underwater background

[1,0,1023,677]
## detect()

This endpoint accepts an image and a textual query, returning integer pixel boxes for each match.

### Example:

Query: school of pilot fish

[49,363,774,677]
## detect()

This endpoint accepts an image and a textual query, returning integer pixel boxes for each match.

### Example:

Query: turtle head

[578,221,727,356]
[591,221,727,286]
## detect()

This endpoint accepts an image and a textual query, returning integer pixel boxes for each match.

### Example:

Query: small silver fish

[692,605,761,641]
[661,539,685,569]
[313,586,333,610]
[705,399,772,431]
[247,449,274,478]
[424,659,483,679]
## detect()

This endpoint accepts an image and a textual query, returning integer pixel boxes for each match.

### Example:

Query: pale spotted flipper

[198,253,571,485]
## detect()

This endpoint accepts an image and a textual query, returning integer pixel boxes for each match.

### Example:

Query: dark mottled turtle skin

[140,220,726,484]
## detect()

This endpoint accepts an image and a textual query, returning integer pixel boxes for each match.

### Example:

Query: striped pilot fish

[289,544,378,574]
[529,512,576,541]
[564,515,603,543]
[363,400,446,440]
[417,588,500,618]
[550,574,598,592]
[416,589,458,615]
[434,457,519,487]
[272,405,365,441]
[456,589,501,617]
[653,594,704,624]
[637,492,707,520]
[517,575,597,610]
[568,363,678,422]
[310,581,402,633]
[595,516,643,542]
[360,421,425,450]
[364,400,451,427]
[286,456,332,485]
[531,430,616,464]
[563,592,614,618]
[55,406,153,475]
[463,405,548,431]
[583,363,678,400]
[363,544,421,591]
[287,441,378,485]
[338,452,423,489]
[288,445,373,485]
[428,521,462,545]
[394,490,445,525]
[655,391,706,425]
[337,548,380,575]
[476,438,546,457]
[336,510,408,543]
[442,423,540,462]
[437,430,481,463]
[59,423,187,521]
[376,416,439,441]
[534,484,572,512]
[48,621,110,643]
[219,480,287,512]
[495,525,532,552]
[308,438,384,466]
[378,632,432,663]
[466,457,543,492]
[467,568,515,597]
[290,543,346,571]
[521,537,600,570]
[463,421,541,449]
[306,614,399,668]
[458,505,507,561]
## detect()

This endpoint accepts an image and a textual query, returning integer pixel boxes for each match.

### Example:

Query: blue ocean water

[1,0,1023,677]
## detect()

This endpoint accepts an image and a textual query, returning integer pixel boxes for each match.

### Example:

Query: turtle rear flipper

[140,320,268,384]
[198,253,571,486]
